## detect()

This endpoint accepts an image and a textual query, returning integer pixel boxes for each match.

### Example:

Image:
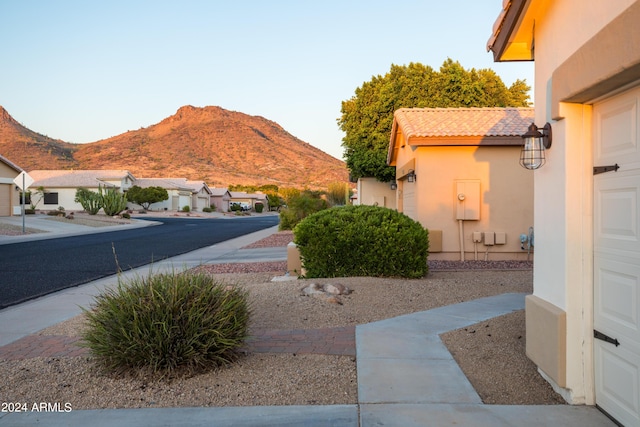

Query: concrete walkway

[0,216,617,426]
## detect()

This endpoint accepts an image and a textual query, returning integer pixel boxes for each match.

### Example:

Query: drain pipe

[458,219,465,261]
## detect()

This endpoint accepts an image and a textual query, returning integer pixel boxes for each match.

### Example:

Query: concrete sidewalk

[0,216,617,426]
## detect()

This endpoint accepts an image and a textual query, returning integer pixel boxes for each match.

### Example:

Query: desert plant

[202,206,213,213]
[75,187,102,215]
[254,202,264,213]
[100,185,127,216]
[182,205,190,212]
[47,206,65,216]
[81,271,251,376]
[279,192,328,230]
[28,186,46,210]
[294,205,429,278]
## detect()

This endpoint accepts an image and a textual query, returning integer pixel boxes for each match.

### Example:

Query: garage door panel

[595,342,640,425]
[595,174,640,253]
[595,88,640,164]
[595,254,640,341]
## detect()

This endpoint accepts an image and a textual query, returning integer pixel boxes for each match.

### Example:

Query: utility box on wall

[455,180,480,220]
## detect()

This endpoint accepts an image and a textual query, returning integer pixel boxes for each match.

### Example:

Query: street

[0,216,279,309]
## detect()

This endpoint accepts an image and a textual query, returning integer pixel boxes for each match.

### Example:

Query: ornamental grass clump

[294,205,429,278]
[81,271,251,376]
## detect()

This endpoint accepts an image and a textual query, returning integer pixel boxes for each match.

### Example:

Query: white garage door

[594,85,640,427]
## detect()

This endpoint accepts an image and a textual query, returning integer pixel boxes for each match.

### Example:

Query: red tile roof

[394,107,535,138]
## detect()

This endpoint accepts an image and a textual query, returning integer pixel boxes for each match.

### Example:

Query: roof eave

[487,0,535,62]
[408,136,524,147]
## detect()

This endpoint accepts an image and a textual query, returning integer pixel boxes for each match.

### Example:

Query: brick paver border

[0,326,356,361]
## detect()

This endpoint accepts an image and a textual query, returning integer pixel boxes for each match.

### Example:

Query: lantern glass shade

[520,135,546,170]
[519,123,551,170]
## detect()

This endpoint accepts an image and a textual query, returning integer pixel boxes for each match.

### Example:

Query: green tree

[126,185,169,210]
[338,59,531,181]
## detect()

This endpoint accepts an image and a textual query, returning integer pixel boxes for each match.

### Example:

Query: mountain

[0,105,348,189]
[0,107,79,170]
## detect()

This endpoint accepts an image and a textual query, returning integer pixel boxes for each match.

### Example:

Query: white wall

[530,0,635,403]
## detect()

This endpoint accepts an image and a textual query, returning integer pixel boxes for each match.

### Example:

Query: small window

[43,192,59,205]
[21,192,32,205]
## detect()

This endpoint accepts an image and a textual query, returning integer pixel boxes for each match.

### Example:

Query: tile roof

[29,170,133,187]
[210,188,231,197]
[394,107,534,138]
[184,180,212,194]
[134,178,192,191]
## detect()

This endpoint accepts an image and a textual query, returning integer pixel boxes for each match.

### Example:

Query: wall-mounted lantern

[520,123,552,170]
[406,170,416,182]
[390,181,398,190]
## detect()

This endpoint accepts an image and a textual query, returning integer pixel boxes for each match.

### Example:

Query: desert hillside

[0,105,348,189]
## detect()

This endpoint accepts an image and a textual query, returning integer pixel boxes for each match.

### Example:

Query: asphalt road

[0,216,279,309]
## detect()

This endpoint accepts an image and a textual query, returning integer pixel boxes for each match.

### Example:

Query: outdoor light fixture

[406,170,416,182]
[520,123,552,170]
[390,181,398,190]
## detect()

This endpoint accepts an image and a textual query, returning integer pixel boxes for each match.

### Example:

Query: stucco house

[229,191,268,211]
[210,188,231,212]
[184,180,212,211]
[0,155,23,216]
[131,178,193,211]
[488,1,640,425]
[387,107,535,261]
[29,170,135,212]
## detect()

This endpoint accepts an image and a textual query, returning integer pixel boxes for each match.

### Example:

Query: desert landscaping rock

[0,231,563,409]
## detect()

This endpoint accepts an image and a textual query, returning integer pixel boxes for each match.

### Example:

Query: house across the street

[0,155,24,216]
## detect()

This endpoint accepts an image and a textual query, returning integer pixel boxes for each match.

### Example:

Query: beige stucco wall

[524,0,639,404]
[356,177,397,209]
[0,161,21,216]
[394,145,533,260]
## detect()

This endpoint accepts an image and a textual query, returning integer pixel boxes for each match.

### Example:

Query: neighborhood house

[386,107,535,261]
[0,155,23,216]
[0,167,270,215]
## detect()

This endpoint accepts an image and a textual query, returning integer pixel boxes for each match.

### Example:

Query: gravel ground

[0,231,564,409]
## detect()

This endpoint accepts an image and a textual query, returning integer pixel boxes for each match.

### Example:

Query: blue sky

[0,1,533,160]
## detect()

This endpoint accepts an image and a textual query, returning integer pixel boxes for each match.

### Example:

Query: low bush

[182,205,190,212]
[81,271,251,376]
[279,193,328,230]
[254,202,264,213]
[202,207,213,213]
[294,205,429,278]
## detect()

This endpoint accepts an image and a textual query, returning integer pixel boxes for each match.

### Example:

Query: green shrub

[202,207,213,213]
[254,202,264,213]
[279,193,328,230]
[294,205,429,278]
[81,271,251,376]
[182,205,190,212]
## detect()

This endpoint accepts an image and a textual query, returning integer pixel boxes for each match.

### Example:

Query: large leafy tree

[338,59,531,181]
